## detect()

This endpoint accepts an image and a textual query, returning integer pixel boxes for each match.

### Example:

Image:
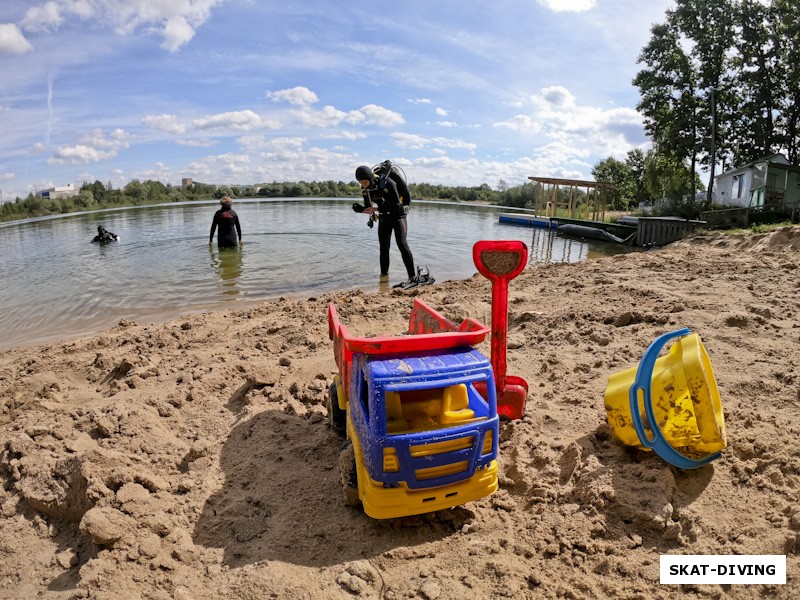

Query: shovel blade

[498,375,528,420]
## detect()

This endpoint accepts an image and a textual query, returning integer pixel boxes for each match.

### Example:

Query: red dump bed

[328,298,489,387]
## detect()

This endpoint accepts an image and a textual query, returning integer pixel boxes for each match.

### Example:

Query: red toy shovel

[472,240,529,419]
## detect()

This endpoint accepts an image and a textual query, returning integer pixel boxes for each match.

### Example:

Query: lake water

[0,199,634,350]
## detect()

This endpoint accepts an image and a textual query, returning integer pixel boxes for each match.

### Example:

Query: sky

[0,0,676,202]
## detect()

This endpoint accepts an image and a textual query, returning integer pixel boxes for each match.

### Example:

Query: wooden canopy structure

[528,176,616,222]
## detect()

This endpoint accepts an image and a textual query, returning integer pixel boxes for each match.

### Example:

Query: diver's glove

[352,203,365,213]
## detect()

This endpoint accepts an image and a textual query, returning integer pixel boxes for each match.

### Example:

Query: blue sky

[0,0,675,202]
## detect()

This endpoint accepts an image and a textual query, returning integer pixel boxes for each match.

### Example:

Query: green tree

[592,157,629,210]
[774,0,800,163]
[625,149,650,206]
[727,0,779,165]
[634,20,699,188]
[643,150,703,202]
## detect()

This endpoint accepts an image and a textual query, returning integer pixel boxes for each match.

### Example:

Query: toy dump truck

[327,240,529,519]
[327,298,500,519]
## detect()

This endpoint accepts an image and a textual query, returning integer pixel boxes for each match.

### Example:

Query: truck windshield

[384,382,488,434]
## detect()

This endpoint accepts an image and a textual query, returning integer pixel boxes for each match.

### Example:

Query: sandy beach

[1,226,799,599]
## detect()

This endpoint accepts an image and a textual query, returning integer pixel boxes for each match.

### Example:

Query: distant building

[181,178,193,188]
[40,184,77,200]
[714,153,800,213]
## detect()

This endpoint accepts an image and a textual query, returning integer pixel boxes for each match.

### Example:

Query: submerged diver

[209,196,242,249]
[91,225,119,243]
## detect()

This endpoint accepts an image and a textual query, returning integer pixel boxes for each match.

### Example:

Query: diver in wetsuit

[91,225,119,243]
[209,196,242,249]
[353,164,416,286]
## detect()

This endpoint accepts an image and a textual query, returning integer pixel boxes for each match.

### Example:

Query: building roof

[528,176,616,190]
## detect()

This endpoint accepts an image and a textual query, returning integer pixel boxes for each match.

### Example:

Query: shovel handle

[472,241,528,395]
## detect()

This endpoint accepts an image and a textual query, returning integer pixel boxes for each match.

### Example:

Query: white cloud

[391,133,427,150]
[0,24,34,55]
[353,104,405,127]
[161,16,195,52]
[21,2,64,33]
[493,86,646,157]
[49,144,115,164]
[136,161,173,182]
[236,135,305,153]
[322,131,367,142]
[20,0,222,51]
[293,105,348,128]
[267,86,319,106]
[142,114,186,135]
[435,107,448,117]
[175,138,217,148]
[536,85,576,109]
[494,115,543,134]
[391,132,476,152]
[28,142,49,155]
[48,128,130,164]
[0,172,14,182]
[193,110,261,131]
[186,153,253,181]
[537,0,596,12]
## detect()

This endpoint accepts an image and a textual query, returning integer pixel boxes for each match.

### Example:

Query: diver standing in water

[353,162,418,288]
[209,196,242,249]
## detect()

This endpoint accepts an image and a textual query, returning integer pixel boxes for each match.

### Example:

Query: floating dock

[498,213,706,247]
[498,213,557,229]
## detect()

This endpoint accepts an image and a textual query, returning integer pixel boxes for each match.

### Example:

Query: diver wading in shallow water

[352,160,433,289]
[91,225,119,243]
[209,196,242,249]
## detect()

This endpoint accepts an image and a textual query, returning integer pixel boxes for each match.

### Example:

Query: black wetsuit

[91,228,118,243]
[359,178,415,279]
[209,203,241,248]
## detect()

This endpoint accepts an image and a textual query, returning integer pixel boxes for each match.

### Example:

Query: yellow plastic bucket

[604,328,726,469]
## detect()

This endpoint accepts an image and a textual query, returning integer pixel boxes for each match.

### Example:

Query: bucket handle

[630,327,722,470]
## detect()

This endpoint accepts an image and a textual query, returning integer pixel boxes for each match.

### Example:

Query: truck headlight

[383,448,399,472]
[482,431,493,455]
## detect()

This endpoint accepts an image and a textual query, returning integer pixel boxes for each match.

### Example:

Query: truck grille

[409,436,474,457]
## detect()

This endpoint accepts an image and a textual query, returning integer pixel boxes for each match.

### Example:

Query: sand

[1,227,799,599]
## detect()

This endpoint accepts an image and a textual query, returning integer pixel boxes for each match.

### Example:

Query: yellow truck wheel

[338,441,361,506]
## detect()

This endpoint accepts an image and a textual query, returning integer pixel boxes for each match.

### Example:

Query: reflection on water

[0,199,637,349]
[209,245,243,297]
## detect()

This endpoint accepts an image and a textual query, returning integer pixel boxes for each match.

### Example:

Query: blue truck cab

[335,346,499,519]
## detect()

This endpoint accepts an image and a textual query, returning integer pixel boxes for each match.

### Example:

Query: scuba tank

[373,160,410,207]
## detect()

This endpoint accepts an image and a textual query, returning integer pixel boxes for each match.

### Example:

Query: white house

[714,153,800,213]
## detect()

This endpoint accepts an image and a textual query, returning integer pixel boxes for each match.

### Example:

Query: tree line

[0,178,543,223]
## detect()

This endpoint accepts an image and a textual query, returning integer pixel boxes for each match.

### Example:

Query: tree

[634,20,699,190]
[592,157,629,210]
[774,0,800,163]
[625,149,650,206]
[643,149,703,202]
[727,0,781,166]
[636,0,738,200]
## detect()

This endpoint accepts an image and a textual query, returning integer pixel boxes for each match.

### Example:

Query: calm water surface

[0,199,634,350]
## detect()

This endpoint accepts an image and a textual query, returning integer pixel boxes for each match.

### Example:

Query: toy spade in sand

[472,240,529,419]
